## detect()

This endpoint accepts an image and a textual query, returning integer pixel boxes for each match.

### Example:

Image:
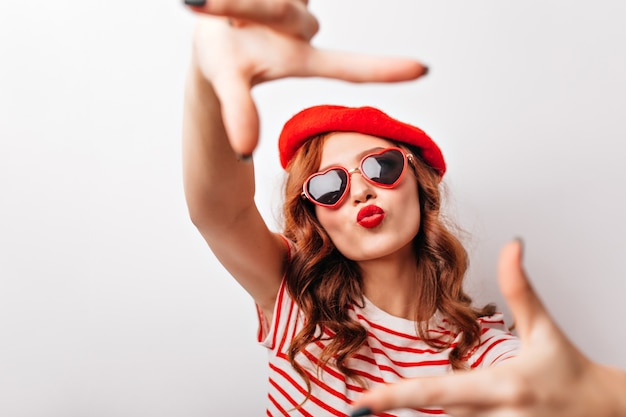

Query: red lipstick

[357,205,385,228]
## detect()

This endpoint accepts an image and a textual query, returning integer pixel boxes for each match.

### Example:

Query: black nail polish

[350,407,372,417]
[422,65,430,76]
[237,153,253,163]
[184,0,206,6]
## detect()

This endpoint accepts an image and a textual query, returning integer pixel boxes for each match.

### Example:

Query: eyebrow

[318,146,386,172]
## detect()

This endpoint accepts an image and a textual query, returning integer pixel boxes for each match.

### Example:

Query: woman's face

[313,132,421,262]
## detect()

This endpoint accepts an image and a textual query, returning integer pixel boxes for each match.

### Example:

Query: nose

[349,168,376,204]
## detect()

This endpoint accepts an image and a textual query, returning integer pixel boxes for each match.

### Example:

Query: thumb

[212,74,260,157]
[497,239,549,342]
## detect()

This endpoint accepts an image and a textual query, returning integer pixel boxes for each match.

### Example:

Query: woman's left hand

[350,240,626,417]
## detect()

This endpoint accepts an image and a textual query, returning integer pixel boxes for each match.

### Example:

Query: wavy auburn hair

[281,134,495,399]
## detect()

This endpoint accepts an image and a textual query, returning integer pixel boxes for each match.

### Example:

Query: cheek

[396,181,422,229]
[315,207,353,251]
[315,207,344,234]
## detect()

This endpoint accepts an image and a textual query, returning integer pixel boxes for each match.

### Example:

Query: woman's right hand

[186,0,428,157]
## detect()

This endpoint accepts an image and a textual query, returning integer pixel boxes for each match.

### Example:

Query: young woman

[182,2,626,416]
[181,3,519,417]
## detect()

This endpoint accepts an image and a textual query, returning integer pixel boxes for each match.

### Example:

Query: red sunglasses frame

[301,147,414,208]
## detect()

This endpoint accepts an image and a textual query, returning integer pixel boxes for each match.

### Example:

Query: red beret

[278,105,446,176]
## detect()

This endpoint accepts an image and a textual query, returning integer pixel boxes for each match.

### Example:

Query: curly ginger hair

[281,134,496,400]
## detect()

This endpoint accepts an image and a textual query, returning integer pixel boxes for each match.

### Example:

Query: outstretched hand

[184,0,428,157]
[351,240,622,417]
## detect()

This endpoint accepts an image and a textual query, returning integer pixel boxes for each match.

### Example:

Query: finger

[185,0,319,40]
[304,49,428,83]
[212,74,260,156]
[497,239,553,342]
[351,370,509,414]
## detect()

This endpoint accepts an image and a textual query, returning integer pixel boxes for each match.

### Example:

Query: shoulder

[477,312,511,332]
[470,312,520,368]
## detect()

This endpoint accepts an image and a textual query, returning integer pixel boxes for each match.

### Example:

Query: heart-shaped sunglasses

[301,147,414,208]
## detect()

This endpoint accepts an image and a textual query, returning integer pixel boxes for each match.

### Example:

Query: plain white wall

[1,1,625,416]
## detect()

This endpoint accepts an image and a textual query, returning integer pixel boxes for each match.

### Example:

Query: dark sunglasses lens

[362,149,405,185]
[307,169,348,205]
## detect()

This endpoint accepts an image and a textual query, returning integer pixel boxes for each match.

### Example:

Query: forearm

[181,58,256,231]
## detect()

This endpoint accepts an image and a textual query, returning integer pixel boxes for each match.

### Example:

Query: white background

[1,1,625,416]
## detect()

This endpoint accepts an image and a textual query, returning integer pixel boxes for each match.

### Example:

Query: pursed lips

[356,205,385,228]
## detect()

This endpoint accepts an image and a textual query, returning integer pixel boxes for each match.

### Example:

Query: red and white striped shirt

[257,279,520,416]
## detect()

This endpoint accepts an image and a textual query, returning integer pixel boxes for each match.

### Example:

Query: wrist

[185,54,217,105]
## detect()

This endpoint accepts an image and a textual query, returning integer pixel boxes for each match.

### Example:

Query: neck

[358,247,420,320]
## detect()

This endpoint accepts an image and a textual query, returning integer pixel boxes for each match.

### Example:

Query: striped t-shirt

[257,279,520,416]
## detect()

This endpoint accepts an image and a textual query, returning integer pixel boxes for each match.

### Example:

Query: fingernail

[184,0,206,6]
[422,65,430,76]
[350,407,372,417]
[236,153,253,163]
